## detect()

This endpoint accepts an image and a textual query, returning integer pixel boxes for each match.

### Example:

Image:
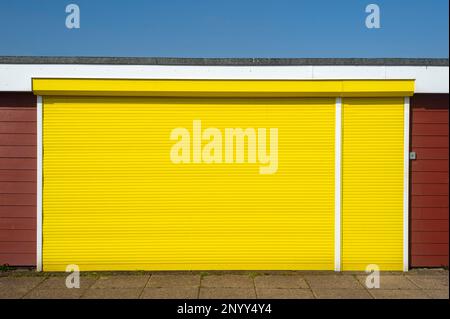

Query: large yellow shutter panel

[43,97,335,271]
[342,98,404,271]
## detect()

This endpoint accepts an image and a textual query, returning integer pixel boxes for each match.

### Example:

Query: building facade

[0,58,448,271]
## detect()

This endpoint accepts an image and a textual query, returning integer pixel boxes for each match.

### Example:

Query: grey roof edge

[0,56,448,66]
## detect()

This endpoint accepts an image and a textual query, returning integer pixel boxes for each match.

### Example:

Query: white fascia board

[0,64,448,93]
[386,66,449,93]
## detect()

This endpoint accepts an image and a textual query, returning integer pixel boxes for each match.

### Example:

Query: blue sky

[0,0,448,58]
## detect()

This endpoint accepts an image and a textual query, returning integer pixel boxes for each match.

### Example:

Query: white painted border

[403,97,410,272]
[0,65,448,93]
[335,97,342,272]
[36,96,43,272]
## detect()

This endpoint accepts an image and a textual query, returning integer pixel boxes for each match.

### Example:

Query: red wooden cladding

[0,134,37,146]
[411,148,449,160]
[412,136,449,148]
[412,124,449,136]
[411,111,449,124]
[412,256,449,268]
[0,109,36,122]
[0,158,37,169]
[0,92,36,266]
[0,146,36,158]
[411,220,449,232]
[0,242,35,254]
[412,208,448,220]
[0,170,37,182]
[0,194,36,206]
[0,229,36,242]
[0,254,35,266]
[411,172,449,184]
[411,231,448,244]
[0,122,37,134]
[410,94,449,268]
[0,217,36,230]
[411,159,449,172]
[0,206,36,218]
[411,184,449,196]
[411,243,449,256]
[411,196,448,208]
[0,182,37,194]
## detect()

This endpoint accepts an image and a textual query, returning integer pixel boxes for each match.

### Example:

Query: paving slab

[369,289,430,299]
[254,275,308,289]
[313,288,373,299]
[23,288,86,299]
[82,288,142,299]
[141,287,198,299]
[37,276,97,289]
[304,275,363,289]
[424,290,449,299]
[201,275,254,288]
[147,275,200,288]
[199,288,256,299]
[407,269,449,277]
[256,288,314,299]
[0,276,45,290]
[406,275,449,290]
[0,288,31,299]
[356,275,418,290]
[90,275,149,289]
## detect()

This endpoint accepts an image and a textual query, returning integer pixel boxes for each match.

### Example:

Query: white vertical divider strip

[335,97,342,272]
[36,95,43,272]
[403,96,410,272]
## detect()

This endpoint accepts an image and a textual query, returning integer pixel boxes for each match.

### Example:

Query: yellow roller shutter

[342,98,404,271]
[43,96,335,271]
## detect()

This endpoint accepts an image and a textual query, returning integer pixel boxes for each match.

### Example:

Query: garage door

[342,98,405,271]
[42,96,336,271]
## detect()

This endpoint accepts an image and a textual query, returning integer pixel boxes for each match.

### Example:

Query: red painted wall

[0,92,36,266]
[410,94,449,268]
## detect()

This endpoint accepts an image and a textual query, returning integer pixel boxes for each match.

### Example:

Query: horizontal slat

[411,195,448,208]
[0,146,36,158]
[0,134,37,146]
[411,255,449,267]
[0,110,36,122]
[0,253,35,266]
[411,123,449,136]
[412,111,449,124]
[411,159,449,172]
[0,241,35,254]
[0,182,36,194]
[411,184,448,196]
[412,136,449,148]
[411,231,449,244]
[411,207,449,220]
[0,170,36,182]
[411,220,449,232]
[0,122,36,134]
[0,229,36,242]
[411,243,449,256]
[0,158,36,169]
[0,194,36,206]
[411,148,449,160]
[411,172,449,184]
[0,217,36,230]
[0,206,36,218]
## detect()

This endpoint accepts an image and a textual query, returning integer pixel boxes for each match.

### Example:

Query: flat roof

[0,56,448,66]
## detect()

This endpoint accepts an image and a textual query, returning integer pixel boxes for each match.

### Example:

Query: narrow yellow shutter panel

[342,98,404,271]
[43,97,335,271]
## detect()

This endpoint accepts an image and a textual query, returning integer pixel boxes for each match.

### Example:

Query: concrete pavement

[0,269,448,299]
